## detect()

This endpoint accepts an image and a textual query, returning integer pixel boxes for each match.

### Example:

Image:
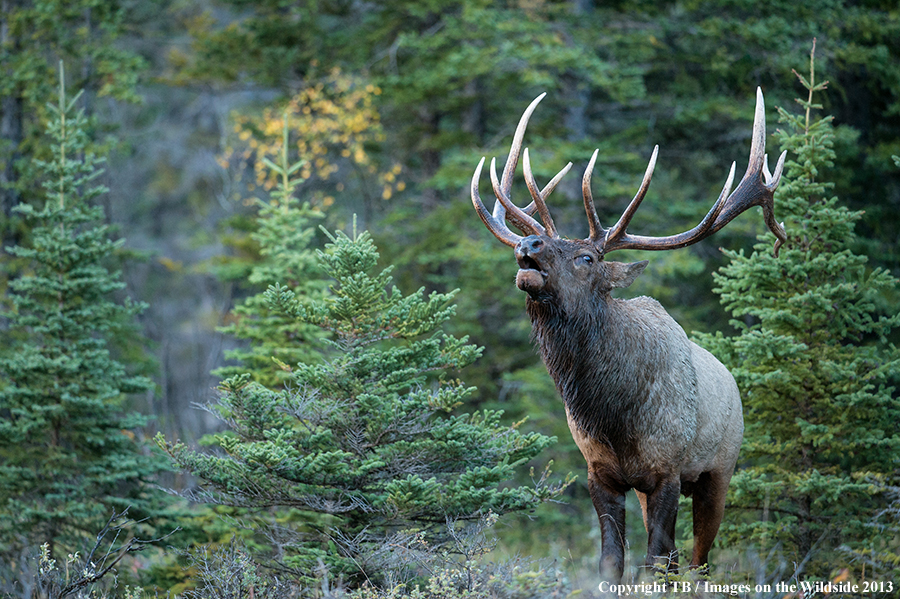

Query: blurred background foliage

[1,0,898,594]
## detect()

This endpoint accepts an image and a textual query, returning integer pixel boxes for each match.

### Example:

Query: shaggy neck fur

[526,292,691,453]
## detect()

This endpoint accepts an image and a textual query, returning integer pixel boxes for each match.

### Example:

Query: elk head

[470,90,787,304]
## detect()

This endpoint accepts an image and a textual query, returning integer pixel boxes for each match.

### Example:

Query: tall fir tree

[0,70,164,562]
[695,45,900,576]
[215,120,325,388]
[1,0,149,223]
[158,226,566,589]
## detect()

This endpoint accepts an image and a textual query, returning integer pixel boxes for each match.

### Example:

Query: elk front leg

[587,471,627,581]
[645,479,681,573]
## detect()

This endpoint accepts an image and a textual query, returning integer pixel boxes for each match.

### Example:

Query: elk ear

[606,260,648,289]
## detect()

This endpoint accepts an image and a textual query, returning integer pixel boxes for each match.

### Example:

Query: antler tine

[760,151,788,256]
[501,93,546,195]
[762,150,787,256]
[582,149,606,242]
[523,161,573,218]
[605,146,659,245]
[523,148,566,238]
[602,160,732,254]
[600,87,788,257]
[544,161,573,196]
[691,161,734,235]
[490,157,546,236]
[481,94,550,237]
[747,87,767,171]
[471,157,523,248]
[765,150,787,189]
[720,161,737,202]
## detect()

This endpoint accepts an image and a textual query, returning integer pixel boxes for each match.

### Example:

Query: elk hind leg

[690,470,729,572]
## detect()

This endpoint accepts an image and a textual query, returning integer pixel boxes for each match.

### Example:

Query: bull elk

[470,89,786,580]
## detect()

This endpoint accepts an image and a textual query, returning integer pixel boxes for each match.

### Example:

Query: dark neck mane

[526,295,654,448]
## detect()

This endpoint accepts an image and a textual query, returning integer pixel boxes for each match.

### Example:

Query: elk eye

[577,254,593,265]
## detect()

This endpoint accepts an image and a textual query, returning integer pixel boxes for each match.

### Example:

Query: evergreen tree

[216,121,325,387]
[158,226,565,588]
[695,46,900,576]
[0,72,165,561]
[1,0,149,219]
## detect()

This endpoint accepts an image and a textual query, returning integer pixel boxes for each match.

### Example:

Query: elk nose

[516,236,545,258]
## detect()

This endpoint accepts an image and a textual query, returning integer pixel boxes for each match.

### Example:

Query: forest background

[1,0,899,596]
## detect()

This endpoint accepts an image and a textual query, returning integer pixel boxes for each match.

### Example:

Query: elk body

[470,90,786,580]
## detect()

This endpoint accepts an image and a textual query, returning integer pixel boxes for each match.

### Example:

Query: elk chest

[529,293,700,488]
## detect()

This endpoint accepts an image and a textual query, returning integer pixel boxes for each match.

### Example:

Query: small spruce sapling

[158,225,566,587]
[216,118,325,387]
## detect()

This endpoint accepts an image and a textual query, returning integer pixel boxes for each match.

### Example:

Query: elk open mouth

[516,255,547,292]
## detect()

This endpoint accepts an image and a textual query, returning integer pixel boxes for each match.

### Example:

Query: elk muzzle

[515,235,548,293]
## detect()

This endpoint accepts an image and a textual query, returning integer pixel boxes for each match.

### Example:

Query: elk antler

[471,88,787,255]
[470,93,572,247]
[590,87,787,257]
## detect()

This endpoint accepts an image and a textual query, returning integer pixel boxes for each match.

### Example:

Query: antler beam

[471,88,787,256]
[585,88,787,256]
[597,88,786,256]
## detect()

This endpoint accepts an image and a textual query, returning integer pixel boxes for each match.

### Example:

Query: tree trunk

[418,107,442,209]
[564,0,591,142]
[1,0,23,218]
[462,78,485,143]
